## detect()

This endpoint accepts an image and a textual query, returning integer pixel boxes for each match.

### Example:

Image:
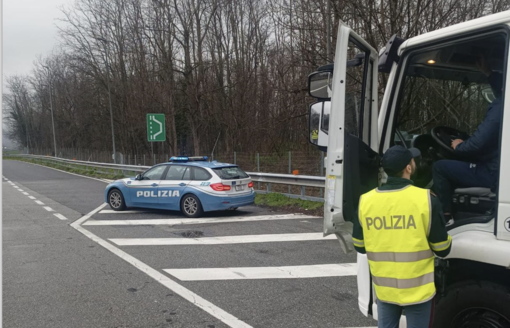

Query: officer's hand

[451,139,464,150]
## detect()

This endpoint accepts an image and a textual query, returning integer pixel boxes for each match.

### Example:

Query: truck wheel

[180,194,203,218]
[432,280,510,328]
[108,189,126,211]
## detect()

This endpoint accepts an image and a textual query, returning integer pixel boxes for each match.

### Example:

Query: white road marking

[35,200,45,205]
[13,186,19,189]
[28,196,36,200]
[18,189,24,191]
[99,210,150,214]
[43,206,54,212]
[8,182,14,185]
[165,263,357,281]
[71,203,252,328]
[84,213,320,226]
[53,213,68,221]
[22,192,29,196]
[110,233,336,246]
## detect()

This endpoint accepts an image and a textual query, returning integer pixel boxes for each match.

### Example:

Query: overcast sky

[2,0,72,145]
[3,0,71,86]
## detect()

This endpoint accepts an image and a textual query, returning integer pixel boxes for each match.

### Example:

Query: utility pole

[95,37,117,164]
[42,65,57,157]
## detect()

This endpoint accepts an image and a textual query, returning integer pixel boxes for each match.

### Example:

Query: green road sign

[147,114,166,142]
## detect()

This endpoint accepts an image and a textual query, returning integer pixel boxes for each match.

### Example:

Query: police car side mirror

[135,174,142,180]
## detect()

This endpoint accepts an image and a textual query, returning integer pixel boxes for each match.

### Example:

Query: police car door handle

[179,183,186,187]
[151,183,158,187]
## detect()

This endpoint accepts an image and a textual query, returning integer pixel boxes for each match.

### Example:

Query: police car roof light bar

[169,156,208,162]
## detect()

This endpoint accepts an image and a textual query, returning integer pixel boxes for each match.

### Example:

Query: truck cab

[308,11,510,327]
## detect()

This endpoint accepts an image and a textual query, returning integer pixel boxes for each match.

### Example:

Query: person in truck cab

[432,57,503,226]
[352,145,452,328]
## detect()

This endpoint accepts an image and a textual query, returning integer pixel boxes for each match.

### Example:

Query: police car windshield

[212,166,249,180]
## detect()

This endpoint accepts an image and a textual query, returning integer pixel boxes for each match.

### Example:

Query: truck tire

[432,280,510,328]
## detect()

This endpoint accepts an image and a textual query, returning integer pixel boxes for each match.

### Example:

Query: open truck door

[307,24,381,317]
[310,24,381,253]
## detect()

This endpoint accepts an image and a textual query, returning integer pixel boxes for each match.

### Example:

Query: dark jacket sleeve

[428,195,452,258]
[352,207,366,254]
[455,98,502,157]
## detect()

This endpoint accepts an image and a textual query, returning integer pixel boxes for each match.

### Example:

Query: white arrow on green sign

[147,114,166,142]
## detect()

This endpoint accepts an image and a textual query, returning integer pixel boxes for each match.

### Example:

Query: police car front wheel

[108,189,126,211]
[181,194,203,218]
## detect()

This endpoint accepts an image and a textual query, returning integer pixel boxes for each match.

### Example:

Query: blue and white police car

[105,156,255,217]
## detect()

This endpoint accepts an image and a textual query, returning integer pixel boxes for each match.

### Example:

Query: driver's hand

[451,139,464,150]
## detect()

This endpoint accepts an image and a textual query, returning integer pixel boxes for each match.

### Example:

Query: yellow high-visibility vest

[358,185,435,306]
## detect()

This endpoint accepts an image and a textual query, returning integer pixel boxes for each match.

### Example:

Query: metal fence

[10,154,326,202]
[29,148,326,176]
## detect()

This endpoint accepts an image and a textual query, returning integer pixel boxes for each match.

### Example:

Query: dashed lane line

[18,188,24,192]
[84,213,321,226]
[43,206,54,212]
[53,213,68,221]
[109,233,337,246]
[35,200,45,205]
[22,192,29,196]
[71,203,253,328]
[28,196,36,200]
[164,263,357,281]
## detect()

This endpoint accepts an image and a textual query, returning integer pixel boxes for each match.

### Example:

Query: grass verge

[3,156,126,180]
[255,192,323,215]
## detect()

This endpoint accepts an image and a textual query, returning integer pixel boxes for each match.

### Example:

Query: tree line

[4,0,509,158]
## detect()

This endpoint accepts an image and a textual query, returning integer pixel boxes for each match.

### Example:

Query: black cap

[382,145,421,176]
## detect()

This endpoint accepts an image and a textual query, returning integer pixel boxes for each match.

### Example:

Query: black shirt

[352,177,452,258]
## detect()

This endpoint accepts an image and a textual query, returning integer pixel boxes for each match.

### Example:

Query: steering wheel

[431,126,470,154]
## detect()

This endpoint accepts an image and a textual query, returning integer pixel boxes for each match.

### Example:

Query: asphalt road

[3,159,376,328]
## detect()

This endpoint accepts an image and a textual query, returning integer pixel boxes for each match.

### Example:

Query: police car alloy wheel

[108,189,126,211]
[181,194,203,218]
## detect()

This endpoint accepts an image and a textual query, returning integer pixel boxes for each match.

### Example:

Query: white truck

[308,10,510,327]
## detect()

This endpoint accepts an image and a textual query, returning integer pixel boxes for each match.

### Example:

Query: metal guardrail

[9,154,326,201]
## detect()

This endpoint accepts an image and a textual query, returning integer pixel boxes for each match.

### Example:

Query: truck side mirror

[309,102,329,151]
[308,71,332,99]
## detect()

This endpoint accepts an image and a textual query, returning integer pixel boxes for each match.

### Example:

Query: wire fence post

[143,154,146,166]
[288,151,291,194]
[153,153,156,165]
[256,153,260,190]
[234,151,236,164]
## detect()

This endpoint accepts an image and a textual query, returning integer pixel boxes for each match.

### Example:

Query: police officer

[352,145,452,328]
[433,57,503,226]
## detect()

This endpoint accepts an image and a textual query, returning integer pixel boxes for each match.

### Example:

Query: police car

[104,156,255,217]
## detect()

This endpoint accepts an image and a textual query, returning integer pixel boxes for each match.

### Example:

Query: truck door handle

[179,183,186,187]
[151,183,158,187]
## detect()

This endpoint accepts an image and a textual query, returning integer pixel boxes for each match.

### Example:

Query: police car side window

[165,165,187,180]
[193,168,211,181]
[143,165,167,180]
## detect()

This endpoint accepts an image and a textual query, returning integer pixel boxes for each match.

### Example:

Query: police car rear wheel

[108,189,126,211]
[181,194,203,218]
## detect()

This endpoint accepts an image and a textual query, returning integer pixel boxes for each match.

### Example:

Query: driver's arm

[454,98,502,156]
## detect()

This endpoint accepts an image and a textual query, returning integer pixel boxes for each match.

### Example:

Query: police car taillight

[210,183,231,191]
[248,182,253,188]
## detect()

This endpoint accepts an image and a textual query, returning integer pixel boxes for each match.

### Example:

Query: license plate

[235,185,244,191]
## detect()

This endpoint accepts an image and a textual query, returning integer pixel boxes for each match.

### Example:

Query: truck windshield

[396,33,505,136]
[212,166,249,180]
